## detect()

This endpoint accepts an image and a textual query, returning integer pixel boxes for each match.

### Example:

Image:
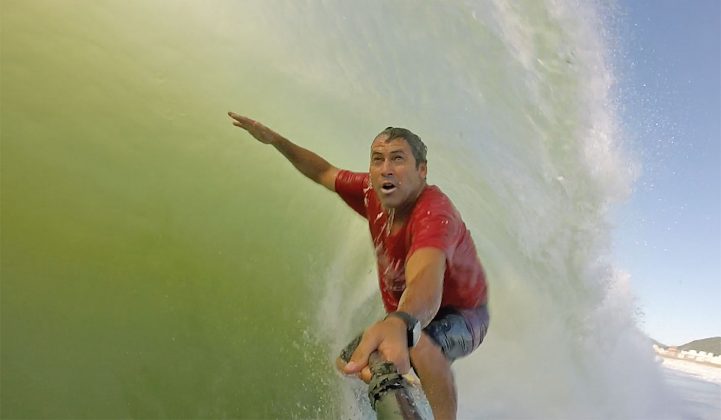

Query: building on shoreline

[654,344,721,366]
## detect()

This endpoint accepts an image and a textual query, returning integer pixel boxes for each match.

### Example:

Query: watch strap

[385,311,420,347]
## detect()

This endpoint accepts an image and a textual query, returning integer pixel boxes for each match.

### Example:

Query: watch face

[411,321,421,347]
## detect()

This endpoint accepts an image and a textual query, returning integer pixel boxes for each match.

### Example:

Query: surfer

[228,112,489,420]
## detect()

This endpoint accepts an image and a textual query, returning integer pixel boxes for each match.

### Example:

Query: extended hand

[343,316,410,383]
[227,112,279,145]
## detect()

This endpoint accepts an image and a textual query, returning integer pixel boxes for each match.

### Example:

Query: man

[228,112,488,419]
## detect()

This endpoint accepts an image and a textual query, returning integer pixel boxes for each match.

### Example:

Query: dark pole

[340,335,426,420]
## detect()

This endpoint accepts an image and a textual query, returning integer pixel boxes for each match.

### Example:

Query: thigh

[422,304,489,362]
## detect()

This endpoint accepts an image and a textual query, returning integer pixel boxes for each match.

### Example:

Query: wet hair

[377,127,427,167]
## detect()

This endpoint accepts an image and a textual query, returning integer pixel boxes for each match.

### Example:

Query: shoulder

[406,185,464,255]
[335,170,371,196]
[408,186,462,235]
[336,170,369,187]
[413,185,459,218]
[335,170,377,218]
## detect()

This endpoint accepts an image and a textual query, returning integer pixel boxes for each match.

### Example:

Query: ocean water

[660,360,721,420]
[0,0,691,418]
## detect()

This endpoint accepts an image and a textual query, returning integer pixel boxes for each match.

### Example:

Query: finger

[230,118,251,129]
[227,112,254,126]
[335,357,347,373]
[396,357,411,375]
[385,347,411,375]
[359,366,372,384]
[231,120,256,131]
[344,332,382,374]
[376,342,411,376]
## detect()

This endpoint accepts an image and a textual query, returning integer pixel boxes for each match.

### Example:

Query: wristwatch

[386,311,421,348]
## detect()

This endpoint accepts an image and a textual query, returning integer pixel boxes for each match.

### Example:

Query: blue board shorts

[423,304,489,362]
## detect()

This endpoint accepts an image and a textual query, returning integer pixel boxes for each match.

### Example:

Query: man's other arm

[343,247,445,377]
[397,247,446,326]
[228,112,339,191]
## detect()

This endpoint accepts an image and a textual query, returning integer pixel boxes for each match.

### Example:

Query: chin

[380,199,402,210]
[375,191,405,210]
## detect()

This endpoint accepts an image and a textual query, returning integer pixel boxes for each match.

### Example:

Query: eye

[393,155,403,162]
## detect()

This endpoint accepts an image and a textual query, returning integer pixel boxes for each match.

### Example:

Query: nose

[380,159,393,176]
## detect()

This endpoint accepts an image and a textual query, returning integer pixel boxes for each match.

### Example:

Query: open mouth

[380,181,397,195]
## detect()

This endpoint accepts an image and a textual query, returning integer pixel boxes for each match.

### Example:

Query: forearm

[397,286,442,328]
[272,136,335,186]
[397,248,446,327]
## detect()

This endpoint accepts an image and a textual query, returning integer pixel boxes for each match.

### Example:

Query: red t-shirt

[335,170,487,312]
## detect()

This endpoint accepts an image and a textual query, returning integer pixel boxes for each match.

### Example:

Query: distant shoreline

[658,354,721,370]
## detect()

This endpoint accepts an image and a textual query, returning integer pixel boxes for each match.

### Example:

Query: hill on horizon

[678,337,721,355]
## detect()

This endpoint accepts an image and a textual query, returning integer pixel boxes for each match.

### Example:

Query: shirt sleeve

[407,206,461,261]
[335,170,370,218]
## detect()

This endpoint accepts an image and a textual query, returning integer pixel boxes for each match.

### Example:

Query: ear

[418,162,428,180]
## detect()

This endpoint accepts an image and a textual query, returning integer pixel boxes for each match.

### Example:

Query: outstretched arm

[228,112,339,191]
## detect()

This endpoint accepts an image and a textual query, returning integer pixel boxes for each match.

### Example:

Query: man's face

[369,135,427,211]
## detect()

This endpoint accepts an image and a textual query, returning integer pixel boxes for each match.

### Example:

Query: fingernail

[345,362,357,371]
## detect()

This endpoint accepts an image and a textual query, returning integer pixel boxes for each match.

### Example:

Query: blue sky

[614,0,720,346]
